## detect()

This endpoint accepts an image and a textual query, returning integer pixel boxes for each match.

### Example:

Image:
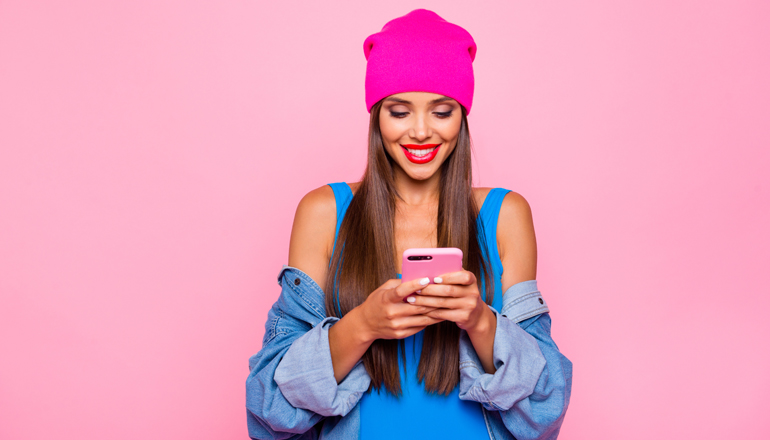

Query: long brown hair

[324,99,494,396]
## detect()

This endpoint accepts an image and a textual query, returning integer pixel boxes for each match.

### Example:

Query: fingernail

[416,290,421,294]
[406,296,416,303]
[434,277,443,284]
[419,277,430,286]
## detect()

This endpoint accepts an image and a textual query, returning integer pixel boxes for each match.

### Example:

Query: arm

[286,184,441,384]
[287,185,375,383]
[246,270,377,439]
[470,191,538,374]
[245,187,369,439]
[457,193,573,440]
[459,287,572,440]
[246,187,439,439]
[415,192,537,374]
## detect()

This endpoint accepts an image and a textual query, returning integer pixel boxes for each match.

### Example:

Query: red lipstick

[400,143,441,164]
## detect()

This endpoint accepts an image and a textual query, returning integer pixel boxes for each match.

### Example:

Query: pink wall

[1,1,768,439]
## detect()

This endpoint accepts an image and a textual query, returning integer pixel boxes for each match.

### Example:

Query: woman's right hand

[328,277,444,383]
[355,277,444,342]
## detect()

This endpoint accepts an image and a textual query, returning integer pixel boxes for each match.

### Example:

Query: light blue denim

[246,266,573,439]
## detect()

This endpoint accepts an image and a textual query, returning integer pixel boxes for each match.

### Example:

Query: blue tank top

[327,182,509,439]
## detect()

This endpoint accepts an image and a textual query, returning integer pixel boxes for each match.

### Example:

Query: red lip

[400,143,441,164]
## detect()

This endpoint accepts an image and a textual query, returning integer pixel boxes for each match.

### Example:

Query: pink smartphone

[401,247,464,284]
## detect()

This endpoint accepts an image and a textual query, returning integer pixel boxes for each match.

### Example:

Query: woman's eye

[390,111,408,118]
[435,111,453,118]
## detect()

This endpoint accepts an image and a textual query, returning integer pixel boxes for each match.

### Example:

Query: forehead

[385,92,457,105]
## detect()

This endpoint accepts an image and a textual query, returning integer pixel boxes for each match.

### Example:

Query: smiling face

[378,92,464,182]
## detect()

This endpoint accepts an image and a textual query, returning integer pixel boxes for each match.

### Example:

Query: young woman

[246,9,572,440]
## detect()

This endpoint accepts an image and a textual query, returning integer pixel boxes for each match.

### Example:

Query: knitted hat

[363,9,477,114]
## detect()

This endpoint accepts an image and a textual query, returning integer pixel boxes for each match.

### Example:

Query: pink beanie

[363,9,477,114]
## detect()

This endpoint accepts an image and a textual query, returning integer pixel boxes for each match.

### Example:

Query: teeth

[405,146,438,157]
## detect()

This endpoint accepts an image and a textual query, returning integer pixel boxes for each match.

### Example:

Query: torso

[336,182,503,440]
[347,182,494,274]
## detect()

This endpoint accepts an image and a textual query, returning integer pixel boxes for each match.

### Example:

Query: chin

[405,167,439,181]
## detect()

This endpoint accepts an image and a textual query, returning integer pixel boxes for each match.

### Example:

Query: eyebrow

[384,96,455,105]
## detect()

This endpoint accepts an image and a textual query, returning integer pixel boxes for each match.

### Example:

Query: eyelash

[389,111,453,119]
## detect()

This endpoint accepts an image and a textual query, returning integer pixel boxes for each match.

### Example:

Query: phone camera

[407,256,433,261]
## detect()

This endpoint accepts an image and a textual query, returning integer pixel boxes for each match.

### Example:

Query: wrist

[344,305,377,345]
[466,305,496,339]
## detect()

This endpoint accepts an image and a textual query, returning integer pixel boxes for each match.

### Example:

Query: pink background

[1,1,768,439]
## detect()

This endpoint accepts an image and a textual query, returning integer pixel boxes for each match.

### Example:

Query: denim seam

[472,385,500,410]
[277,267,328,320]
[289,285,324,317]
[460,364,483,375]
[507,307,550,323]
[481,407,497,440]
[286,276,325,319]
[488,400,504,411]
[264,328,288,345]
[268,316,279,343]
[502,291,544,310]
[505,290,540,303]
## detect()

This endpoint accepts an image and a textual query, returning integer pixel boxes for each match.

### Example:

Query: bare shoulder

[499,191,534,225]
[288,184,338,288]
[472,187,493,209]
[497,191,537,290]
[294,184,337,224]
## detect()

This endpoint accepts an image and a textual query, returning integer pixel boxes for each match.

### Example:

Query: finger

[393,277,431,301]
[418,283,468,298]
[409,295,464,309]
[424,308,465,323]
[433,270,476,286]
[381,279,402,289]
[391,320,444,339]
[396,315,445,328]
[401,301,440,315]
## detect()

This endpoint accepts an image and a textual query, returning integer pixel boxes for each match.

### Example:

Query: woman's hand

[408,270,498,373]
[328,276,444,383]
[408,270,494,333]
[355,277,445,342]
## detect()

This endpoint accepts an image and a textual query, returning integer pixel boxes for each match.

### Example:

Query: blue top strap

[327,183,354,317]
[328,183,510,280]
[328,182,354,261]
[477,188,510,276]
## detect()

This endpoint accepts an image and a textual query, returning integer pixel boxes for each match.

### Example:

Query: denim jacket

[246,266,573,440]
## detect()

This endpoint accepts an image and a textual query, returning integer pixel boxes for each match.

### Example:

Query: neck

[392,167,442,207]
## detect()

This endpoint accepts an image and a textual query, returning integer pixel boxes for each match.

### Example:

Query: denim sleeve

[274,316,371,416]
[245,271,370,440]
[458,280,573,440]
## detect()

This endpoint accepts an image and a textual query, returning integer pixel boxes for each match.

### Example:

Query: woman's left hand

[407,270,494,333]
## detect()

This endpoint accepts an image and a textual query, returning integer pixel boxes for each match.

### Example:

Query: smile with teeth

[400,143,442,164]
[405,146,438,157]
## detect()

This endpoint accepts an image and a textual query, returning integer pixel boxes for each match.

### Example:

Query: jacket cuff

[458,307,546,411]
[274,316,371,417]
[501,280,549,323]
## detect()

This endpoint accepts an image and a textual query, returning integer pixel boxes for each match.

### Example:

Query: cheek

[379,118,404,144]
[437,121,462,144]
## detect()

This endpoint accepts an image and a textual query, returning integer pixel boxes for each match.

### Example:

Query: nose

[408,114,432,141]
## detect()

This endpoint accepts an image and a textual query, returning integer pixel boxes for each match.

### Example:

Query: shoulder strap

[328,182,354,247]
[477,188,510,275]
[327,183,354,317]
